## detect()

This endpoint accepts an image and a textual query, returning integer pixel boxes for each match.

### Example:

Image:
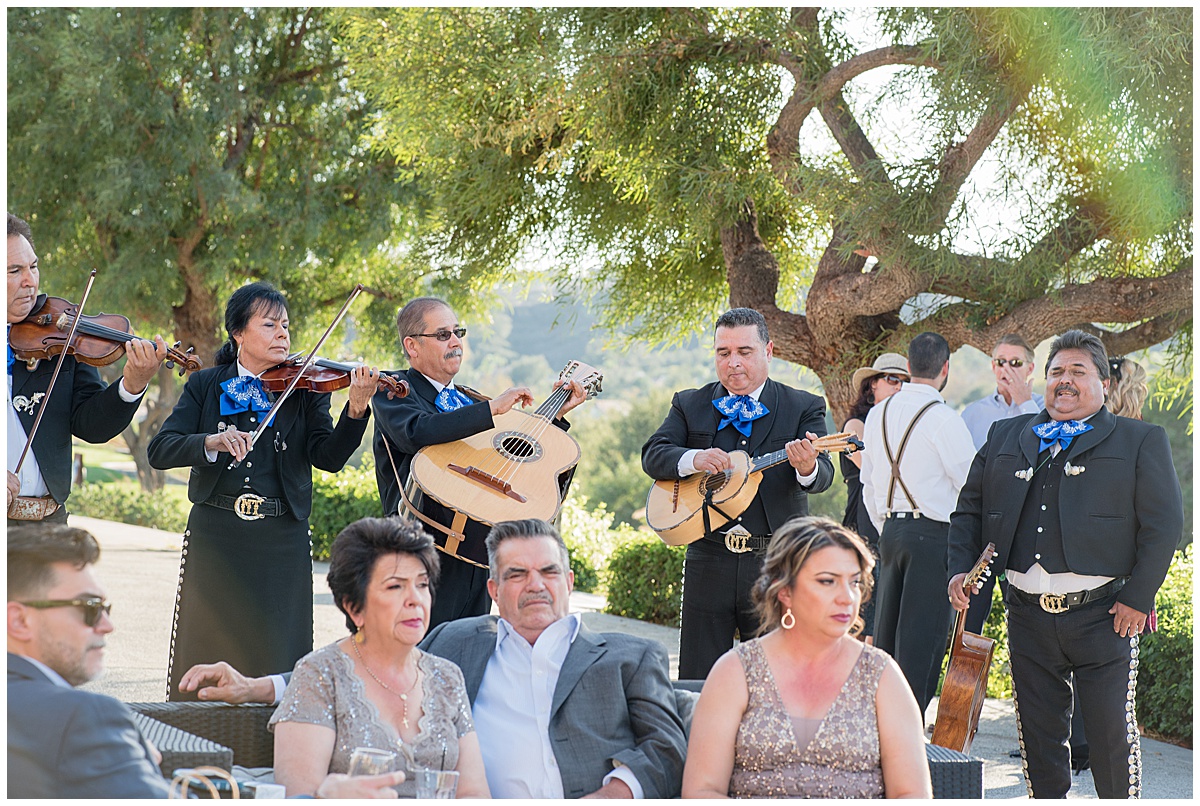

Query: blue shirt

[961,390,1045,450]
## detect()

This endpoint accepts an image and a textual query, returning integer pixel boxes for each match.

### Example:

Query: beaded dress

[729,638,888,798]
[269,643,474,797]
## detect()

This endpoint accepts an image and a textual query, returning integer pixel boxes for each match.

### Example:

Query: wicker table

[131,711,234,778]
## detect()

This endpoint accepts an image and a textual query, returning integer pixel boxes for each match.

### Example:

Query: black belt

[704,531,772,554]
[1008,578,1126,614]
[203,492,289,521]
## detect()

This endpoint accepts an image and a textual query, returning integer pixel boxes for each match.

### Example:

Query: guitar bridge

[448,463,527,503]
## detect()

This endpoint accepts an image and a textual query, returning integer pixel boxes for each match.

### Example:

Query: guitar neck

[748,449,790,475]
[533,385,571,421]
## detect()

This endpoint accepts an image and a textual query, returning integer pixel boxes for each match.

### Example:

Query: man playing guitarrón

[372,297,587,629]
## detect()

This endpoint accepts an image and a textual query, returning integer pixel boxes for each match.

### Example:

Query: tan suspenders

[881,396,941,514]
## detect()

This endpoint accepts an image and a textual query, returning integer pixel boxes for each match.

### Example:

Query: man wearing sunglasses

[373,297,588,629]
[8,523,407,798]
[961,333,1043,453]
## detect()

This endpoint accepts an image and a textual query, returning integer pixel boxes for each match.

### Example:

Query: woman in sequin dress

[682,517,931,798]
[270,517,490,797]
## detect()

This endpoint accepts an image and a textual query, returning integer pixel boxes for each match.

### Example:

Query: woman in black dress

[841,353,909,643]
[149,282,378,700]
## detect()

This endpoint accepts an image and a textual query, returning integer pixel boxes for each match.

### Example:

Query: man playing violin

[7,213,167,525]
[372,297,588,629]
[641,307,834,680]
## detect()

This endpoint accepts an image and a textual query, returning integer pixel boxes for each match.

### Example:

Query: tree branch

[1081,312,1193,357]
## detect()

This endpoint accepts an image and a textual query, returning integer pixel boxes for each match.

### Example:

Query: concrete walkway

[69,515,1192,798]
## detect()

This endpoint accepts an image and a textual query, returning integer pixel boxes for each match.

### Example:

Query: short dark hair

[994,333,1034,363]
[1045,329,1110,381]
[714,307,769,345]
[214,282,289,366]
[326,517,440,635]
[7,213,34,250]
[907,332,950,379]
[485,519,570,580]
[751,516,875,636]
[395,297,452,360]
[7,524,101,601]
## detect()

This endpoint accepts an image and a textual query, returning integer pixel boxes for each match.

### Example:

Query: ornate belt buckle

[724,525,752,554]
[233,493,267,521]
[1039,592,1069,614]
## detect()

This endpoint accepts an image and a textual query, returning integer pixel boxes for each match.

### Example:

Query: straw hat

[851,352,910,390]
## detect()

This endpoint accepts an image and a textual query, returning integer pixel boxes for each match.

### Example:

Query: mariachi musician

[148,281,378,700]
[7,213,167,525]
[373,297,588,628]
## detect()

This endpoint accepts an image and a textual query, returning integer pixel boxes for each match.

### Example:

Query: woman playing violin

[148,281,379,701]
[7,213,166,524]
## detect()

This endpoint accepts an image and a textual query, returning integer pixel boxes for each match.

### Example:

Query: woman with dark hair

[149,282,378,700]
[682,516,930,799]
[840,354,909,643]
[270,517,489,798]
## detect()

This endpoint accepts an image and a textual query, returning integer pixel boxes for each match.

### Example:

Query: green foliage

[558,493,636,593]
[310,456,384,561]
[1143,389,1194,548]
[1136,547,1192,743]
[68,481,189,533]
[604,534,686,627]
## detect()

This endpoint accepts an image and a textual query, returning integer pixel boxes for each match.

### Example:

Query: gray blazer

[420,615,687,798]
[7,653,170,798]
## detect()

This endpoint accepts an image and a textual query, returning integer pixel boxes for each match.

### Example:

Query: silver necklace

[352,638,421,729]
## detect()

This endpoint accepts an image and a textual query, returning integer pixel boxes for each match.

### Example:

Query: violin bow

[228,283,365,470]
[13,270,99,476]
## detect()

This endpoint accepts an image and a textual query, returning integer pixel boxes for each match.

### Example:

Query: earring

[354,629,364,644]
[781,608,796,630]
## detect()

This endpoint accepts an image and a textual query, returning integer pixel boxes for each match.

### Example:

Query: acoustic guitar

[409,361,603,530]
[931,542,998,754]
[644,432,864,546]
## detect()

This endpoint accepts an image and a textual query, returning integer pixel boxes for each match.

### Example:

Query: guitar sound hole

[698,474,729,497]
[493,431,543,463]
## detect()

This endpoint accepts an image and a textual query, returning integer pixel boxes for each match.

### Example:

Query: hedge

[1136,546,1192,744]
[68,481,189,533]
[604,534,686,627]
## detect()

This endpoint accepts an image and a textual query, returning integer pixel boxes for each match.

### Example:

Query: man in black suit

[8,522,405,799]
[7,213,165,524]
[948,329,1183,799]
[373,297,587,627]
[642,307,834,679]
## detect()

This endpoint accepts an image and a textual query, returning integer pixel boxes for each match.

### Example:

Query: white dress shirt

[472,613,643,799]
[676,382,820,488]
[7,325,143,495]
[861,382,975,532]
[961,390,1045,450]
[1006,412,1114,595]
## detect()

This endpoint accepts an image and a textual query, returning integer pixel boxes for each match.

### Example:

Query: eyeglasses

[993,358,1026,368]
[880,374,906,385]
[19,597,112,627]
[408,327,467,342]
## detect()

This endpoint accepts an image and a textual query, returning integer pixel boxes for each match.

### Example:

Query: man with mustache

[373,297,587,628]
[8,522,405,799]
[7,213,166,524]
[860,331,975,719]
[947,330,1182,798]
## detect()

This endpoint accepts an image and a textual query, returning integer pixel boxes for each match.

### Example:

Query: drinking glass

[415,768,459,799]
[348,747,396,777]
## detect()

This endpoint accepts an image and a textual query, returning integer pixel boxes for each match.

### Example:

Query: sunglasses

[20,597,113,627]
[993,357,1026,368]
[409,327,467,342]
[880,374,906,385]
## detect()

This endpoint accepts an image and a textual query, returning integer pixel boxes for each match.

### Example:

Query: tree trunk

[171,234,222,365]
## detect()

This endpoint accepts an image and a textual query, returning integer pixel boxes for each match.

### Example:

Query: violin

[259,354,410,399]
[10,295,203,376]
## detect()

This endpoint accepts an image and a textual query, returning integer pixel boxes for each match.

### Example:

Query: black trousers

[428,553,491,630]
[1007,587,1140,799]
[678,537,765,680]
[872,515,952,718]
[964,568,1009,635]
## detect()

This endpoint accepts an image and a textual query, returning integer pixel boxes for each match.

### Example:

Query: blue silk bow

[713,394,769,437]
[436,386,474,412]
[220,375,273,417]
[1032,419,1093,452]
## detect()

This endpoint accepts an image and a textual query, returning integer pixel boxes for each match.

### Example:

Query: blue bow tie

[220,375,273,417]
[1032,419,1093,452]
[436,386,474,413]
[713,394,769,437]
